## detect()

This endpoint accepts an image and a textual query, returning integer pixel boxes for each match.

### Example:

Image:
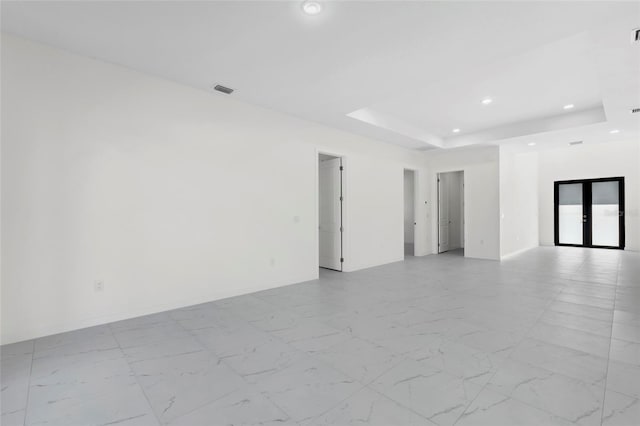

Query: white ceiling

[2,1,639,151]
[359,33,603,138]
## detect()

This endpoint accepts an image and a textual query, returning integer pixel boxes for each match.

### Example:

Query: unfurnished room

[1,1,639,425]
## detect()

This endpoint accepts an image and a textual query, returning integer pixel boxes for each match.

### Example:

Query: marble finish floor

[2,247,639,426]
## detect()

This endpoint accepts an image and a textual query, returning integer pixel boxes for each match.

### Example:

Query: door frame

[403,168,418,256]
[316,150,347,271]
[437,172,449,253]
[437,170,465,254]
[554,176,625,250]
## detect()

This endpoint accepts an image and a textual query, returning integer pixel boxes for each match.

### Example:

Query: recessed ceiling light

[452,128,461,133]
[609,129,620,134]
[528,142,536,146]
[301,1,322,15]
[481,98,493,105]
[563,104,574,110]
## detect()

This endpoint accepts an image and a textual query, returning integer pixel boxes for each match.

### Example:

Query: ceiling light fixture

[301,1,322,15]
[609,129,620,134]
[481,98,493,105]
[528,142,536,146]
[563,104,574,110]
[452,128,461,133]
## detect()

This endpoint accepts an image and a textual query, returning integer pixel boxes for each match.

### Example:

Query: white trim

[316,149,348,272]
[432,169,465,256]
[403,168,420,258]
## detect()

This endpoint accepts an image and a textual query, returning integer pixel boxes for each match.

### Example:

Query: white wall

[403,170,415,244]
[538,139,640,251]
[500,148,539,258]
[426,147,501,260]
[0,35,428,344]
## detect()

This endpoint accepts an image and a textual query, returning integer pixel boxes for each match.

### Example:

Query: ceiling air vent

[633,28,640,43]
[631,107,640,114]
[569,141,583,146]
[214,84,234,94]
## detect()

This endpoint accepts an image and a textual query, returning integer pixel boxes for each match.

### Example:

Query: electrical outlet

[94,280,104,292]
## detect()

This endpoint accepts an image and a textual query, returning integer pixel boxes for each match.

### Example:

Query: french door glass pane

[558,183,583,245]
[592,181,619,246]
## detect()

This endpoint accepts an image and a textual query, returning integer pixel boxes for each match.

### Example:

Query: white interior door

[319,158,342,270]
[447,171,464,250]
[438,174,450,253]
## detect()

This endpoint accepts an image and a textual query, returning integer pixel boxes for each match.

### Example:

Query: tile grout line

[599,256,622,425]
[118,315,251,425]
[244,294,435,423]
[5,248,635,425]
[280,331,436,423]
[310,334,445,425]
[451,266,580,426]
[109,322,164,426]
[200,290,434,423]
[268,253,624,424]
[19,340,36,426]
[225,309,373,424]
[193,304,399,425]
[360,384,440,426]
[168,310,303,424]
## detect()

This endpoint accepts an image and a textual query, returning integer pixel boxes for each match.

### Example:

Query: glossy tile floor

[2,247,639,426]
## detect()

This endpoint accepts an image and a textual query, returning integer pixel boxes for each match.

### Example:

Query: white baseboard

[500,245,538,260]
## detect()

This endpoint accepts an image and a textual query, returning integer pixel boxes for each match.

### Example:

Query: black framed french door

[554,177,625,249]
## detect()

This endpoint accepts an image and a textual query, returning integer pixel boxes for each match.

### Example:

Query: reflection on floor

[442,248,464,257]
[1,247,639,425]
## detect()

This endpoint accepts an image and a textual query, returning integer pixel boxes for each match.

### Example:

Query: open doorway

[404,169,416,256]
[319,153,343,271]
[438,171,464,255]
